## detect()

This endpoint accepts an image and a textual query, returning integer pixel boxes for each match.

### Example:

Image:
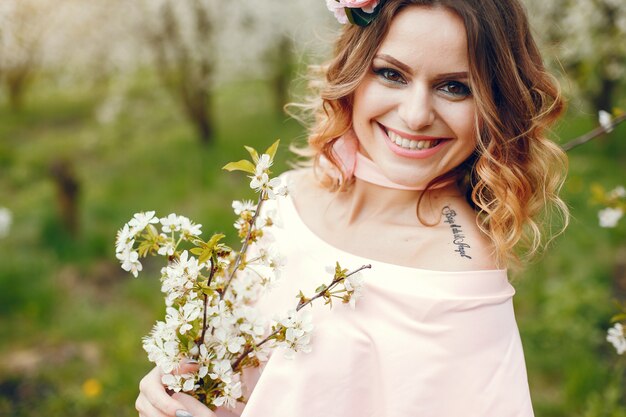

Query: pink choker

[331,133,452,191]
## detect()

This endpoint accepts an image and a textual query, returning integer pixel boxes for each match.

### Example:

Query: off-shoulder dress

[219,174,534,417]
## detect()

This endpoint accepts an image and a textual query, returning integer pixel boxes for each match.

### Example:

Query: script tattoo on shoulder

[442,206,472,259]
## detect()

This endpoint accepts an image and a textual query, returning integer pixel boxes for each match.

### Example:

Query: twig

[221,193,266,297]
[230,264,371,372]
[296,264,371,311]
[561,113,626,152]
[199,261,218,345]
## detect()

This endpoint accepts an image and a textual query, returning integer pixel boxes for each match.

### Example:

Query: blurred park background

[0,0,625,416]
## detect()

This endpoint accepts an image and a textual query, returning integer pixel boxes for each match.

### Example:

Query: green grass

[0,71,625,416]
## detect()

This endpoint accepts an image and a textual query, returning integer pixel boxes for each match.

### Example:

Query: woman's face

[352,5,477,188]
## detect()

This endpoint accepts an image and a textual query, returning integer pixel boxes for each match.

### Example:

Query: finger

[140,366,189,416]
[136,393,171,417]
[173,392,217,417]
[175,360,200,375]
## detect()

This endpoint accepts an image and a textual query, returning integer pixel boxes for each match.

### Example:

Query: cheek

[445,102,476,143]
[352,80,391,123]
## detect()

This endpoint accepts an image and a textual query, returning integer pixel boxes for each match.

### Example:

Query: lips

[377,123,450,159]
[386,129,441,150]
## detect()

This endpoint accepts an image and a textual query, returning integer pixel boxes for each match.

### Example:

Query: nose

[397,84,435,131]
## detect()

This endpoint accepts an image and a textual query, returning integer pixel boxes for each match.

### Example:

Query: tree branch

[561,113,626,152]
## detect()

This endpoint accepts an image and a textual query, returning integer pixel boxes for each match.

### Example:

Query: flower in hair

[326,0,384,26]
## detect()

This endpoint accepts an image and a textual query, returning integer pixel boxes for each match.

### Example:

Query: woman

[135,1,568,416]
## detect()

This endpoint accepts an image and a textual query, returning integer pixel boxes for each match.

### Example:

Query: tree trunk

[270,36,293,115]
[193,102,214,146]
[593,76,616,113]
[183,86,214,146]
[6,71,30,112]
[49,159,81,237]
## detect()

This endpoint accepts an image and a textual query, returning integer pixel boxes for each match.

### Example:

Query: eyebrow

[374,54,469,79]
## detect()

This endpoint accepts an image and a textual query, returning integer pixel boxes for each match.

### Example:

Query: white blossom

[160,251,203,303]
[232,199,256,216]
[142,321,180,374]
[179,216,202,237]
[255,154,272,176]
[115,223,135,254]
[249,173,287,199]
[278,310,314,358]
[166,299,203,335]
[161,373,197,393]
[233,217,248,233]
[266,177,288,200]
[259,208,282,228]
[128,210,159,232]
[249,172,270,192]
[197,344,213,378]
[114,204,364,406]
[212,380,242,409]
[208,300,237,330]
[258,245,286,271]
[157,238,176,256]
[599,110,614,133]
[161,213,183,233]
[598,207,623,228]
[344,271,365,309]
[116,248,142,277]
[235,306,267,337]
[608,186,626,199]
[211,327,246,359]
[208,359,234,383]
[230,270,262,302]
[607,323,626,354]
[0,207,12,238]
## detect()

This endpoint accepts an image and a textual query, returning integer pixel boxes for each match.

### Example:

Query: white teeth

[386,129,440,150]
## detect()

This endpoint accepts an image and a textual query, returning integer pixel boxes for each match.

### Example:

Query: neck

[342,177,464,226]
[354,152,437,191]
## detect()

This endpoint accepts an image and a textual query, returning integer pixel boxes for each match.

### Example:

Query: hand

[136,362,216,417]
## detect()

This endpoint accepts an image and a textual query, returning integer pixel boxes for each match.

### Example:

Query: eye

[438,81,472,98]
[373,67,407,85]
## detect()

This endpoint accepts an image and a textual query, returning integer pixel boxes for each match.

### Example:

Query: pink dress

[221,185,535,417]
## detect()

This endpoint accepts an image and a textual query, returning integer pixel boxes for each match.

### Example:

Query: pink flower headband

[326,0,387,26]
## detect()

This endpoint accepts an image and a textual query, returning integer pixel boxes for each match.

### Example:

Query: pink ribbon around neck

[331,132,452,191]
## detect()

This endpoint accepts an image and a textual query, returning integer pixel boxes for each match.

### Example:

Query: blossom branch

[230,264,371,372]
[297,264,371,311]
[199,260,217,347]
[222,192,266,297]
[561,113,626,152]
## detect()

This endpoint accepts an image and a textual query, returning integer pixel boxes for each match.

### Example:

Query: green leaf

[264,140,280,161]
[244,146,260,163]
[189,247,204,256]
[345,6,382,27]
[315,284,327,293]
[610,313,626,322]
[198,251,212,265]
[137,240,157,257]
[206,233,225,249]
[223,160,256,175]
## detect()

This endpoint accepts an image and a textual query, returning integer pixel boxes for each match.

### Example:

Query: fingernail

[176,410,194,417]
[184,358,199,364]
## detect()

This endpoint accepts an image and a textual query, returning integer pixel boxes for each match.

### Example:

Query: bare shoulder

[285,168,330,206]
[426,201,499,271]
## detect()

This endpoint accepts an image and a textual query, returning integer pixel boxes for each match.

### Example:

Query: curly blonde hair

[291,0,569,268]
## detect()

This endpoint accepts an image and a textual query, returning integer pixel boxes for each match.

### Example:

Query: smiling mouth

[387,130,441,150]
[378,123,448,151]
